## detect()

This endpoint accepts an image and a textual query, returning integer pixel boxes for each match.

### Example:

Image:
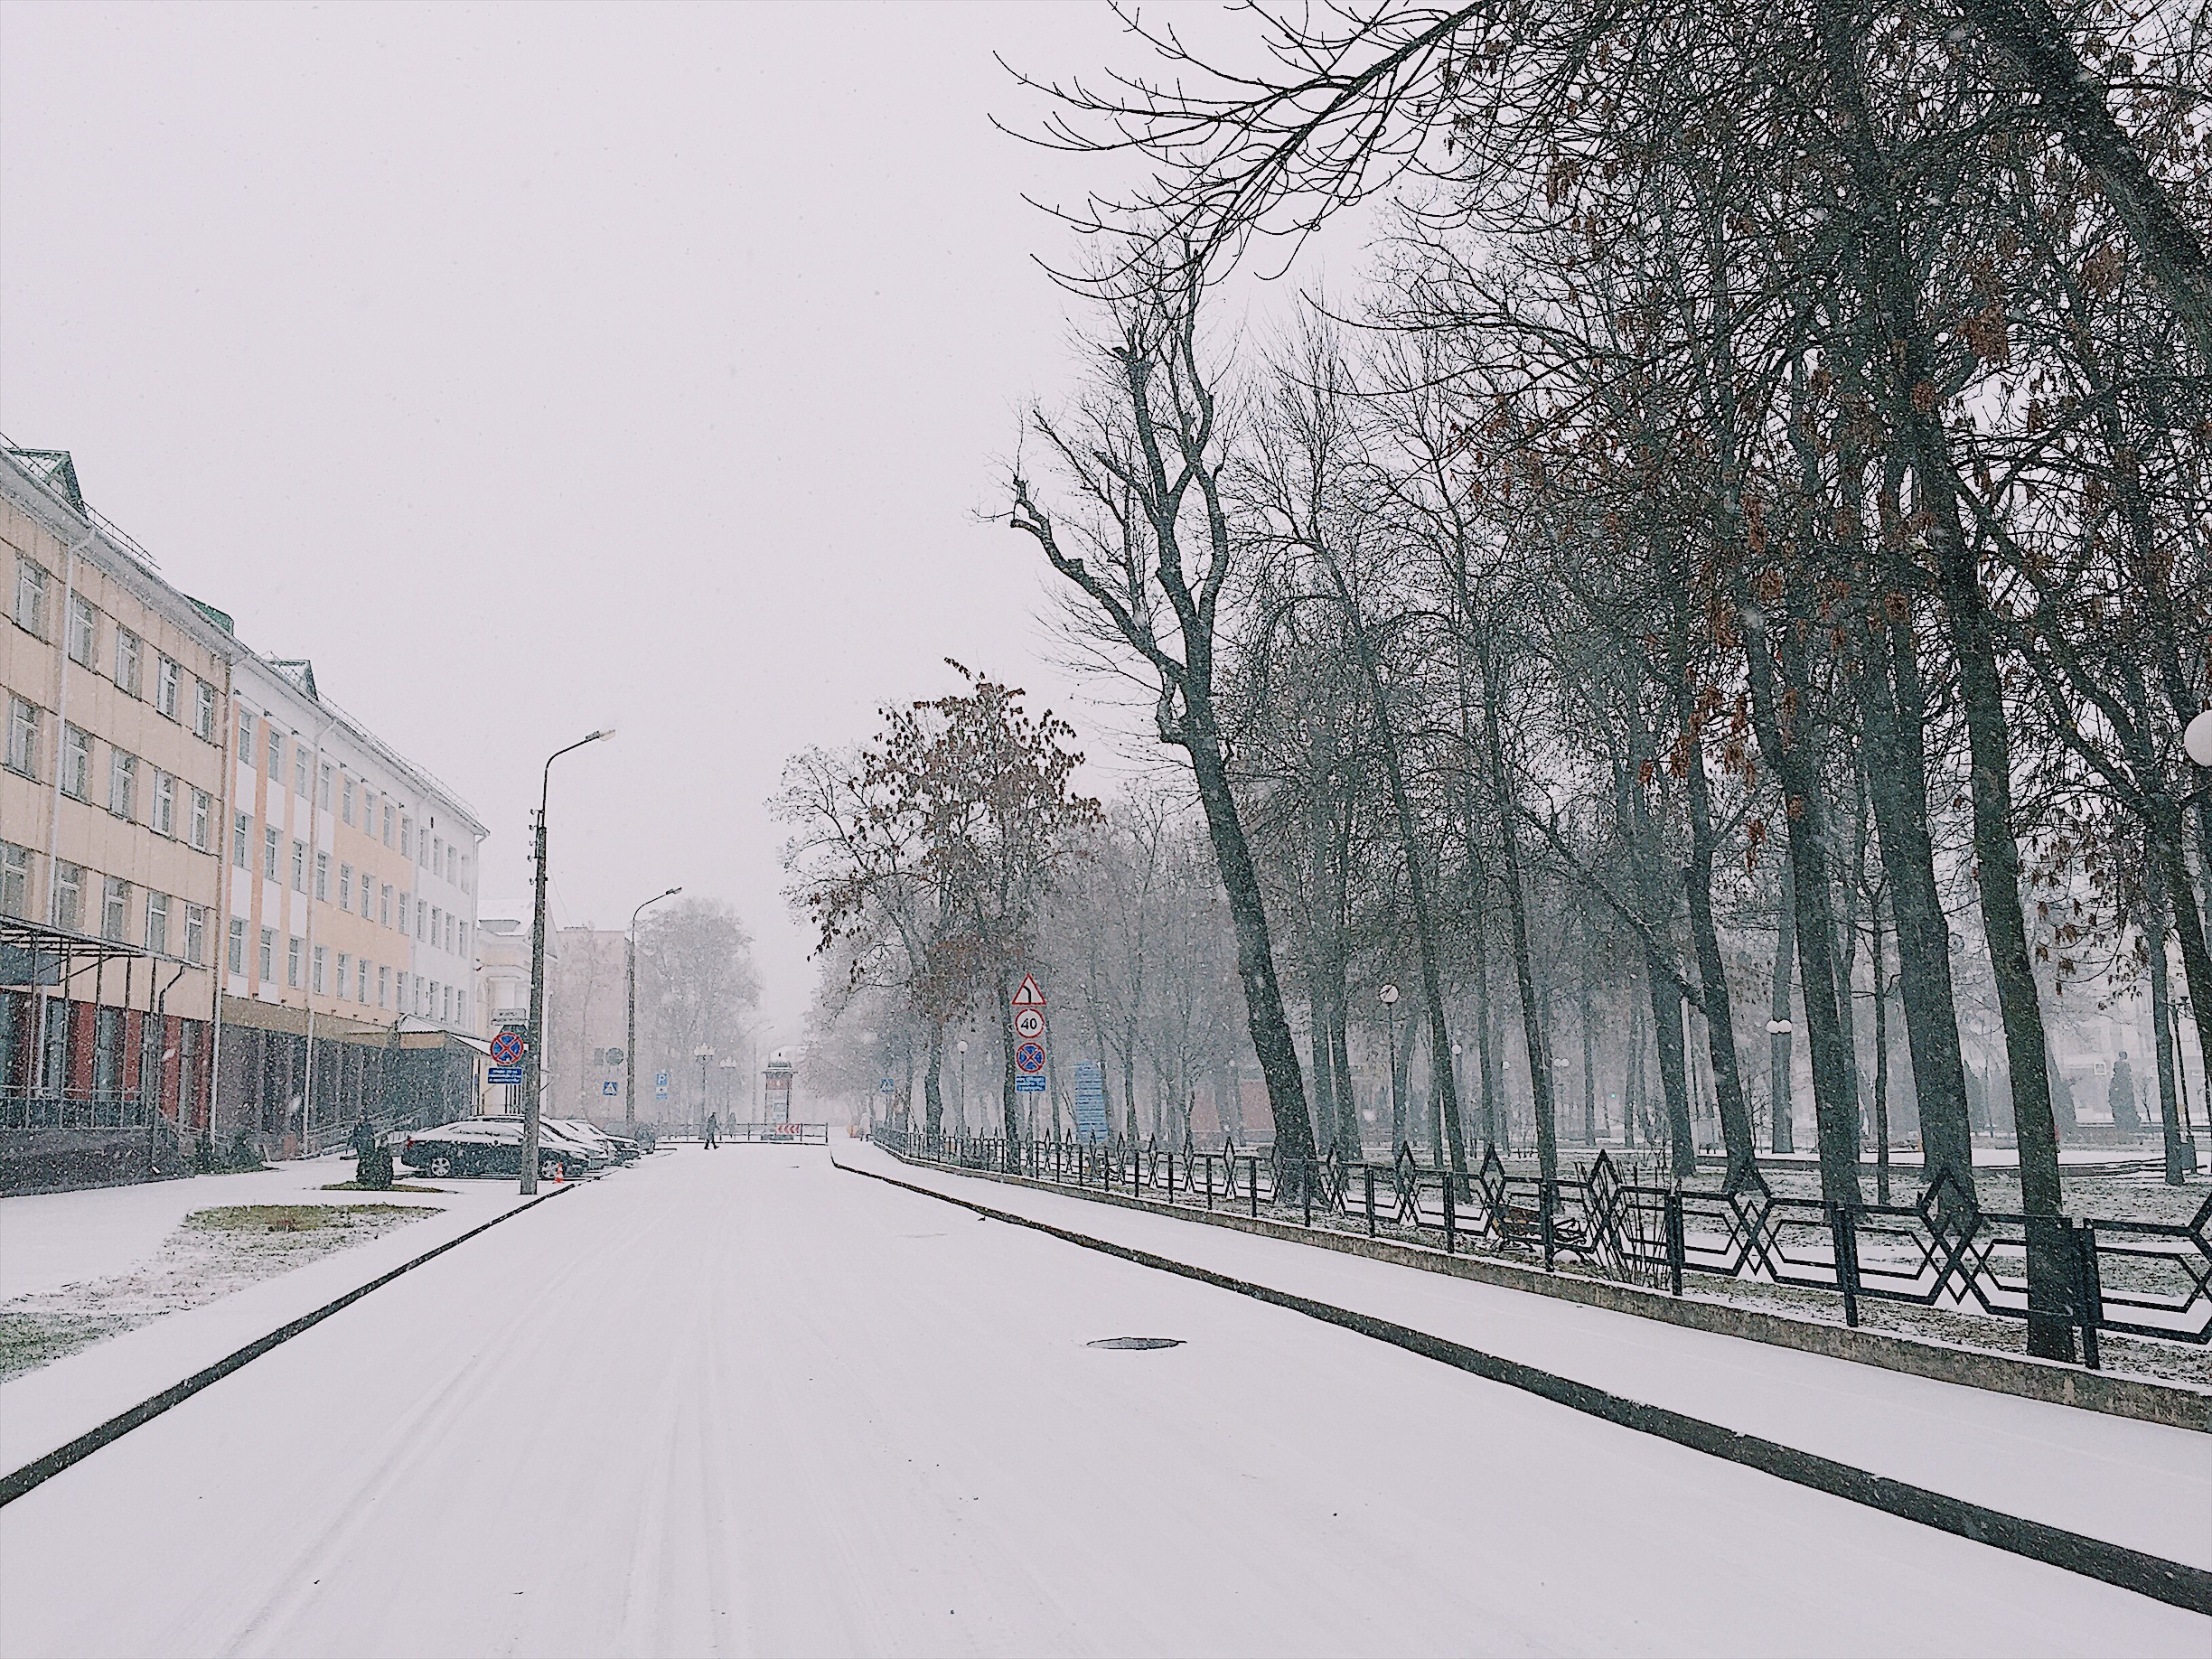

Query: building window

[108,750,137,820]
[339,863,352,910]
[318,763,333,810]
[229,917,247,974]
[190,788,212,851]
[61,725,91,800]
[342,777,355,825]
[382,801,394,847]
[457,989,468,1026]
[259,927,275,979]
[460,853,471,895]
[239,708,255,758]
[380,882,392,926]
[416,899,426,941]
[313,945,326,995]
[184,903,206,965]
[155,655,181,719]
[287,936,302,988]
[335,952,348,999]
[0,843,29,918]
[14,556,47,636]
[431,906,443,951]
[55,863,84,933]
[378,965,389,1008]
[293,744,308,798]
[263,826,279,880]
[459,920,469,960]
[443,984,453,1024]
[6,696,39,779]
[314,851,329,901]
[69,595,97,667]
[114,628,142,697]
[145,891,170,956]
[267,727,283,776]
[399,891,410,931]
[233,811,249,867]
[358,959,370,1005]
[102,876,131,942]
[194,680,216,741]
[292,839,306,893]
[93,1006,123,1095]
[152,770,176,837]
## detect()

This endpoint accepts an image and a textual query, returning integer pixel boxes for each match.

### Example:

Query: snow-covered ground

[0,1146,2205,1657]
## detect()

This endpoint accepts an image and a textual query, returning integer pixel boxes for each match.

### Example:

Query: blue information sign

[488,1064,523,1085]
[1072,1060,1110,1144]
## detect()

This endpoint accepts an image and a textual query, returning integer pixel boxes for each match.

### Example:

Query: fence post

[1249,1156,1259,1218]
[1364,1165,1376,1237]
[1302,1161,1313,1227]
[2077,1222,2104,1372]
[1831,1204,1861,1328]
[1443,1174,1456,1255]
[1541,1178,1555,1272]
[1664,1190,1686,1297]
[1205,1156,1214,1209]
[1167,1151,1176,1204]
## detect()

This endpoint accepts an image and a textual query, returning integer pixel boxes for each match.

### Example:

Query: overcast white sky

[0,2,1237,1042]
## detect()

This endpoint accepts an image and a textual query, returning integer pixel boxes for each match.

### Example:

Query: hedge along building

[1,445,234,1189]
[222,647,489,1158]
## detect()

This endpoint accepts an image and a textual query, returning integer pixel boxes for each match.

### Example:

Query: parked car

[547,1118,632,1166]
[400,1119,596,1182]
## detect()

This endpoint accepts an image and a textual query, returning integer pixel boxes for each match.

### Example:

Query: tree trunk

[1480,647,1560,1183]
[2146,838,2190,1184]
[923,1023,944,1139]
[1579,917,1598,1145]
[1871,896,1892,1205]
[1771,853,1798,1155]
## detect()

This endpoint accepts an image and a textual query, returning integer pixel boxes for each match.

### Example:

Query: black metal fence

[2,1088,153,1131]
[875,1129,2212,1370]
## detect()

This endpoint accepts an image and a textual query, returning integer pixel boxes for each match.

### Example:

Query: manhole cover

[1086,1336,1184,1351]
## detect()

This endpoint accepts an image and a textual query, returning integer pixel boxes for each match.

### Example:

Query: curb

[876,1149,2212,1432]
[838,1154,2212,1617]
[0,1183,578,1508]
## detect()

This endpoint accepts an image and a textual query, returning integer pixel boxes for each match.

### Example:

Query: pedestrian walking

[705,1112,719,1149]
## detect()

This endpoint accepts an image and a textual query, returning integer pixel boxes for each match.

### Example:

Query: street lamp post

[523,727,614,1195]
[720,1056,739,1129]
[694,1044,715,1139]
[956,1039,968,1139]
[625,886,681,1133]
[1381,983,1401,1157]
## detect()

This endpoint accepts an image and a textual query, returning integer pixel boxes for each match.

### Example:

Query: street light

[720,1055,739,1125]
[956,1039,968,1139]
[694,1044,715,1139]
[1381,984,1401,1153]
[625,886,681,1132]
[522,727,615,1195]
[2186,710,2212,769]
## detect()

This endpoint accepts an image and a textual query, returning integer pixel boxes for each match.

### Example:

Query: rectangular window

[292,839,305,893]
[61,725,91,800]
[359,961,370,1006]
[294,745,307,797]
[233,811,249,867]
[184,903,206,965]
[151,770,176,837]
[0,843,29,919]
[259,926,275,980]
[459,920,469,960]
[312,945,326,995]
[432,906,443,951]
[239,708,254,759]
[229,917,247,974]
[399,891,410,931]
[287,936,301,988]
[6,696,38,779]
[155,655,181,718]
[314,851,329,901]
[339,863,352,910]
[380,883,392,926]
[55,863,84,933]
[342,777,355,825]
[401,817,413,859]
[382,801,394,847]
[457,989,468,1026]
[145,891,169,956]
[263,826,279,880]
[102,876,131,942]
[416,899,426,941]
[69,595,97,667]
[190,788,212,851]
[378,965,389,1008]
[267,727,283,777]
[318,763,333,810]
[443,984,453,1023]
[14,556,47,636]
[108,749,137,820]
[335,952,348,999]
[194,680,216,741]
[114,628,142,697]
[93,1006,122,1095]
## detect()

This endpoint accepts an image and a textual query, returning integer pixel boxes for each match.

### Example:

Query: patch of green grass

[183,1204,422,1233]
[0,1309,130,1382]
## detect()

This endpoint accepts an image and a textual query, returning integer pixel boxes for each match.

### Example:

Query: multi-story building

[219,650,490,1156]
[473,916,532,1114]
[2,441,494,1181]
[1,446,233,1186]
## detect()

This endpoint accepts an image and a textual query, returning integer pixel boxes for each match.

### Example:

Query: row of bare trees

[979,0,2207,1360]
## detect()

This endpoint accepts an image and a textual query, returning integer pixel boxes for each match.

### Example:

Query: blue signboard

[488,1064,523,1085]
[1015,1074,1046,1093]
[602,1080,619,1096]
[1072,1060,1110,1143]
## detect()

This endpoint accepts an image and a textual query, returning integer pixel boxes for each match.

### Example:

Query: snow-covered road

[1,1147,2203,1657]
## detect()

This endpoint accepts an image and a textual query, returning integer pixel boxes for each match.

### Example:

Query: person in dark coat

[704,1112,719,1149]
[351,1114,392,1188]
[2109,1051,2141,1134]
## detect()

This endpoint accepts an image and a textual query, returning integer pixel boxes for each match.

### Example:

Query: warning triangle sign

[1011,974,1046,1008]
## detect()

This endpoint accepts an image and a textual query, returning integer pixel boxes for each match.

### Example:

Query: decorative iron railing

[1,1090,151,1132]
[873,1129,2212,1369]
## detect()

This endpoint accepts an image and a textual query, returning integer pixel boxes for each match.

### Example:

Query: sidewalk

[0,1156,544,1476]
[845,1141,2212,1574]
